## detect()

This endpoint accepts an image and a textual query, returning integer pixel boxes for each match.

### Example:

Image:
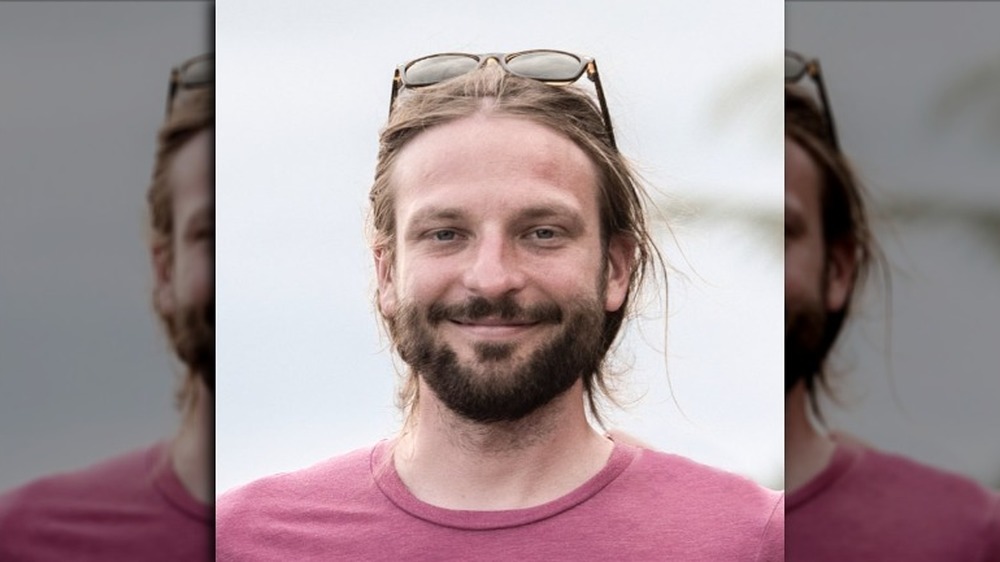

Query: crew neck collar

[370,439,639,530]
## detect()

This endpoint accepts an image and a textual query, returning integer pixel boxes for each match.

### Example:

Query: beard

[392,294,607,424]
[166,298,215,392]
[785,292,827,395]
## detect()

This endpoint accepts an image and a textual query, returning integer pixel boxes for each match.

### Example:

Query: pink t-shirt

[217,440,783,561]
[787,439,1000,561]
[0,441,212,561]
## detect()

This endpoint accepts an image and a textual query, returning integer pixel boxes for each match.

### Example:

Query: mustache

[426,296,563,325]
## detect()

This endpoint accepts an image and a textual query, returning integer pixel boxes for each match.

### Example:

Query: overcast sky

[0,2,209,492]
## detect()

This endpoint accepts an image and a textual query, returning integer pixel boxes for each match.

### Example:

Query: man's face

[155,129,214,389]
[785,137,853,394]
[377,114,632,423]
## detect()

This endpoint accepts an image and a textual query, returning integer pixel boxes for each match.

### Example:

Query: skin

[784,136,856,493]
[152,129,213,503]
[375,112,633,510]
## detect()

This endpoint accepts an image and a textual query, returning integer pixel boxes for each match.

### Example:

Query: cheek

[400,268,446,306]
[393,250,462,303]
[785,248,824,305]
[784,252,804,294]
[535,249,605,295]
[173,244,213,307]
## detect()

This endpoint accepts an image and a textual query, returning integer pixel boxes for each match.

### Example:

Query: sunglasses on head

[166,53,213,117]
[389,49,617,150]
[785,50,840,151]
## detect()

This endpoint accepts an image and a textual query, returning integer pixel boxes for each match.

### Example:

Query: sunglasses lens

[182,56,214,86]
[785,54,807,82]
[507,51,583,82]
[405,55,480,87]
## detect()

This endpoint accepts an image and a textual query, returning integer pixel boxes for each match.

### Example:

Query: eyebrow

[406,203,585,229]
[516,204,583,223]
[407,207,466,226]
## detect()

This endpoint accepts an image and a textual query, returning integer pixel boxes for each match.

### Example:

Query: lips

[448,318,540,339]
[451,317,536,327]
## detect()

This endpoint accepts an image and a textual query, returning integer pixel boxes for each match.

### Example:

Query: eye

[531,228,557,240]
[189,225,214,242]
[432,229,458,241]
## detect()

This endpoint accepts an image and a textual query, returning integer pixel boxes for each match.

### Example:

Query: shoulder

[218,445,372,511]
[630,447,782,507]
[617,446,784,561]
[789,441,1000,560]
[856,445,997,513]
[0,444,162,549]
[857,444,1000,551]
[216,445,376,555]
[0,443,156,513]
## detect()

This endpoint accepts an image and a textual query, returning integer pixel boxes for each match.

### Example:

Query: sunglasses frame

[166,53,214,117]
[785,50,840,151]
[389,49,617,149]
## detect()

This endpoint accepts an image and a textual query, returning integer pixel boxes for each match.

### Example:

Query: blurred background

[788,1,1000,489]
[0,2,210,492]
[215,0,785,495]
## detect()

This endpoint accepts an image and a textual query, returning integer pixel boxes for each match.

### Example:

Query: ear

[824,238,858,313]
[604,234,636,312]
[374,245,397,318]
[152,240,175,316]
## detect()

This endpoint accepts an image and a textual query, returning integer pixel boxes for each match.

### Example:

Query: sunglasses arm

[165,71,179,117]
[388,70,403,118]
[587,61,617,150]
[811,61,840,152]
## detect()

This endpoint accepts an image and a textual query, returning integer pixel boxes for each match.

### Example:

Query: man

[784,52,1000,560]
[217,50,782,561]
[0,54,214,561]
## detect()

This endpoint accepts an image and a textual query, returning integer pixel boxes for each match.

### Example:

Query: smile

[448,319,540,339]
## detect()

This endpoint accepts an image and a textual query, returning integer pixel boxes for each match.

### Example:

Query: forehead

[168,128,213,215]
[391,113,599,215]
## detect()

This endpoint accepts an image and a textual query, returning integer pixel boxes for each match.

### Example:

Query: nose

[462,234,525,299]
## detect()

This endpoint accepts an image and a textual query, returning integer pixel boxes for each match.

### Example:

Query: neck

[393,378,613,510]
[170,375,213,504]
[785,380,835,493]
